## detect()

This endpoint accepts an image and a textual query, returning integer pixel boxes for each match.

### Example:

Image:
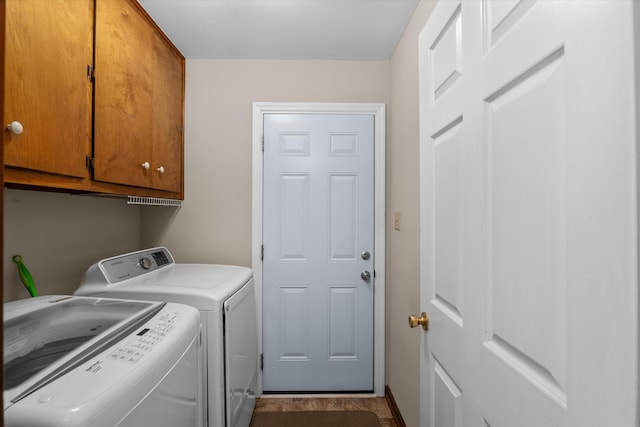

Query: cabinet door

[4,0,92,178]
[94,0,184,193]
[150,33,184,193]
[94,0,155,189]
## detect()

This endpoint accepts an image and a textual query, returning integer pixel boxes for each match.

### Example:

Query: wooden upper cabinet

[4,0,184,198]
[4,0,93,179]
[94,0,184,194]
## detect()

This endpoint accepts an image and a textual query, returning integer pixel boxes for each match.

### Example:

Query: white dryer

[75,247,257,427]
[3,295,203,427]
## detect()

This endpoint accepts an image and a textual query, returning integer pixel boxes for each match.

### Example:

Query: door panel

[263,113,374,392]
[486,46,567,406]
[328,286,358,358]
[433,359,462,427]
[433,119,464,326]
[420,1,638,426]
[431,4,461,100]
[329,174,359,259]
[279,174,310,260]
[277,285,310,361]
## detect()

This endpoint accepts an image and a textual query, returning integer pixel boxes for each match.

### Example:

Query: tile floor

[250,396,399,427]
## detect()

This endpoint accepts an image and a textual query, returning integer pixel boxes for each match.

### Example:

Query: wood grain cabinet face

[150,34,184,193]
[94,0,184,194]
[4,0,93,179]
[4,0,184,197]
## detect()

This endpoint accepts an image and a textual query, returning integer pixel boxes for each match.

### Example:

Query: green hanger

[13,255,38,297]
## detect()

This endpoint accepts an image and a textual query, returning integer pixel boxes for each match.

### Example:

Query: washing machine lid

[76,247,253,311]
[3,295,163,408]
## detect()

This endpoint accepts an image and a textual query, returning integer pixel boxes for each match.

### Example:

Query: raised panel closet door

[419,1,639,426]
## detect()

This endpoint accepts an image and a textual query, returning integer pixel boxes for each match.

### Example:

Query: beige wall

[3,189,140,301]
[141,59,390,264]
[387,2,437,425]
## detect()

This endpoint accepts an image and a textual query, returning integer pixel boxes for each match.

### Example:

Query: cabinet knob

[6,121,23,135]
[141,161,150,170]
[157,166,165,174]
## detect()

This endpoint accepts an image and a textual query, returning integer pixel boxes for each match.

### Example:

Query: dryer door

[223,279,257,427]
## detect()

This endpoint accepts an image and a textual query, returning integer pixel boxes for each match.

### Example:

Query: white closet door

[419,1,638,425]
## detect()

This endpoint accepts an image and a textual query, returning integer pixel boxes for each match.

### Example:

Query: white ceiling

[137,0,419,59]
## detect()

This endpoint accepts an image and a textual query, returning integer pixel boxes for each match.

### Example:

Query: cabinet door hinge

[87,65,95,83]
[261,244,264,261]
[86,156,94,171]
[260,354,264,371]
[261,136,264,152]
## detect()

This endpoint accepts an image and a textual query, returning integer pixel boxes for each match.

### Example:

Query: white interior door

[262,113,375,392]
[418,1,638,426]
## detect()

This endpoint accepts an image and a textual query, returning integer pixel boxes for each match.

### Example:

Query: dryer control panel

[89,247,175,285]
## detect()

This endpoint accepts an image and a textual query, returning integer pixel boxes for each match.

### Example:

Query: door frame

[252,102,386,396]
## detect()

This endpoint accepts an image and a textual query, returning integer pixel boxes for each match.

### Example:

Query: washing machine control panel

[99,247,175,283]
[104,310,178,364]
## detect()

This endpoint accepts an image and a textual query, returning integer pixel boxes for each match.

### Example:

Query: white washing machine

[74,247,257,427]
[3,295,203,427]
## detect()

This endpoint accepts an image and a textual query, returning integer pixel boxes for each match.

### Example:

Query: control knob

[139,257,153,270]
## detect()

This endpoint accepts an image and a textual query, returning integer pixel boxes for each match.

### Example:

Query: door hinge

[86,156,94,171]
[260,354,264,370]
[261,136,264,152]
[261,244,264,261]
[87,65,95,83]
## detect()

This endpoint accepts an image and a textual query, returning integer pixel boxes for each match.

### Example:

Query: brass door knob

[408,312,429,331]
